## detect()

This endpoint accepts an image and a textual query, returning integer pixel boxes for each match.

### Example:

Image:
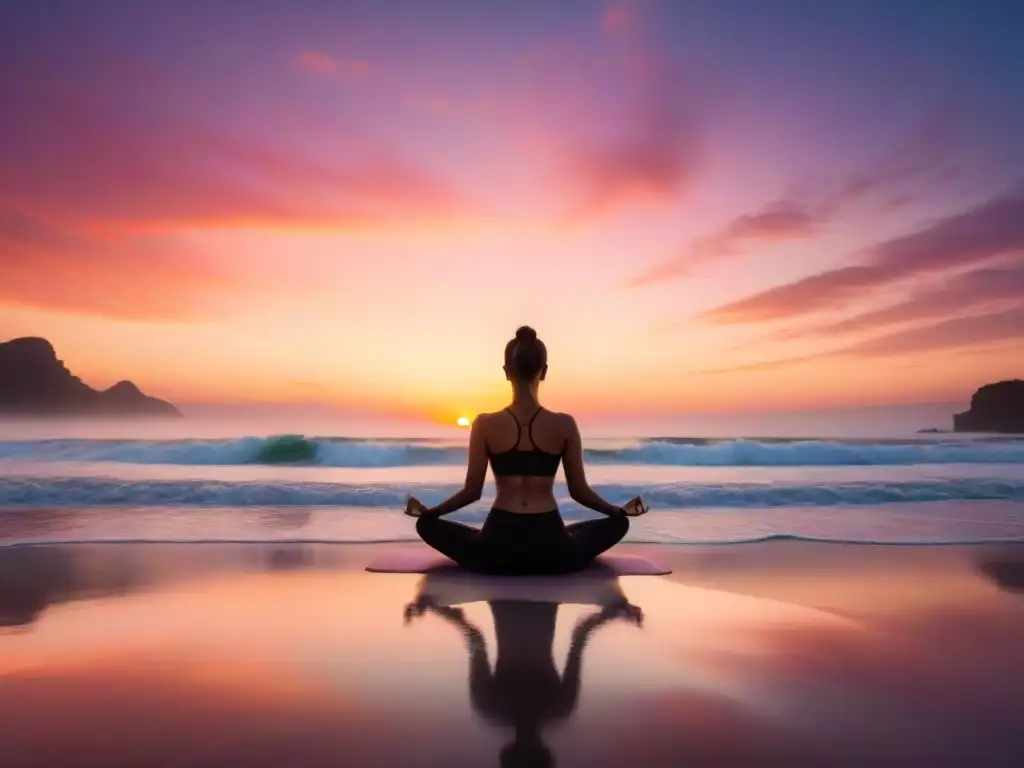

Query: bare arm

[559,601,643,713]
[424,416,488,517]
[406,600,493,711]
[451,614,497,717]
[557,615,596,713]
[561,415,625,517]
[464,624,494,714]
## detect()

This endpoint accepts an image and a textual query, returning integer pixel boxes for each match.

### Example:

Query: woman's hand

[598,599,644,628]
[621,496,650,517]
[573,598,644,637]
[404,595,464,625]
[404,495,430,517]
[403,596,485,647]
[403,594,439,624]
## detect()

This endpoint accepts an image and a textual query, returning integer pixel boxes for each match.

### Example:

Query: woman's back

[483,406,567,514]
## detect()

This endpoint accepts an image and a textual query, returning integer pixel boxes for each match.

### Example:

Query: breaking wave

[2,434,1024,467]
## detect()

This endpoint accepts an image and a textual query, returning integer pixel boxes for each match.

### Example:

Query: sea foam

[2,476,1023,508]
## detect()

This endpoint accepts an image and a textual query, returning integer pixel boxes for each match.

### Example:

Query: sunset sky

[2,0,1023,423]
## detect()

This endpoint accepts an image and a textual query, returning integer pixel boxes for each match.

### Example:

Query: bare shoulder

[473,410,505,430]
[546,410,579,435]
[472,411,494,427]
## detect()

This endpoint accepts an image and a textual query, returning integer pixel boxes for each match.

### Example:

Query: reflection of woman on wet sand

[404,572,643,768]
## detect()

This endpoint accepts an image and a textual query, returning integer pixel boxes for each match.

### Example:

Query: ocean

[2,410,1023,548]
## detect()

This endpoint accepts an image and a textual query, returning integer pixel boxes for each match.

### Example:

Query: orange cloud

[0,208,243,320]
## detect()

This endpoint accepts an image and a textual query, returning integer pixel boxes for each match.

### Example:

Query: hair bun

[515,325,537,343]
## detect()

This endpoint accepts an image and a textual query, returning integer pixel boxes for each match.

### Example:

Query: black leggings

[415,508,629,575]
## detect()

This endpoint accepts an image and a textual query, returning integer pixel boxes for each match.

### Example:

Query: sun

[456,416,471,428]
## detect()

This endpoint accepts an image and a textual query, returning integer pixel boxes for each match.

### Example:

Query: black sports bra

[487,407,563,478]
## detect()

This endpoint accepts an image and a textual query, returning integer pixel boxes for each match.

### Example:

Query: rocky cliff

[0,337,181,417]
[953,380,1024,433]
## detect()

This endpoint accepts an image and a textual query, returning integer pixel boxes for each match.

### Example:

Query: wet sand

[2,541,1024,767]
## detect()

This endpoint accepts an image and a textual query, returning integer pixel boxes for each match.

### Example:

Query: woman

[405,325,649,575]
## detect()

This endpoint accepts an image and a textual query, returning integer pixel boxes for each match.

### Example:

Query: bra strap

[504,408,523,444]
[524,407,543,448]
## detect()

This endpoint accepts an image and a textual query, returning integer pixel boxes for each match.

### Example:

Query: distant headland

[0,337,181,418]
[954,380,1024,434]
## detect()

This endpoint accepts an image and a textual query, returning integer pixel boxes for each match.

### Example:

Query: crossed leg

[562,515,630,570]
[416,516,484,571]
[417,513,629,575]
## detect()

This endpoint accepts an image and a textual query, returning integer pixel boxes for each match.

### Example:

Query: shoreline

[3,535,1024,549]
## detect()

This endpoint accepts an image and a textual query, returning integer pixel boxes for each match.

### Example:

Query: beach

[2,425,1024,765]
[3,539,1024,767]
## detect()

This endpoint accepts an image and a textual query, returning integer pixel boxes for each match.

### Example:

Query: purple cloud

[546,6,713,215]
[631,108,965,286]
[631,200,821,286]
[777,259,1024,340]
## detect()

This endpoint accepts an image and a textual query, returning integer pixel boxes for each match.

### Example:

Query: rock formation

[953,380,1024,433]
[0,336,181,417]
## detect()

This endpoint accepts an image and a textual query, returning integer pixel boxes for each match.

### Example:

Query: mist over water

[0,400,967,440]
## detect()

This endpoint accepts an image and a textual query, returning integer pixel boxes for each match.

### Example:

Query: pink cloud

[631,108,964,287]
[601,4,633,34]
[571,102,701,213]
[296,51,339,75]
[701,305,1024,375]
[491,2,711,217]
[296,52,370,78]
[563,51,709,215]
[776,259,1024,340]
[701,193,1024,324]
[846,305,1024,357]
[0,67,468,230]
[631,201,821,286]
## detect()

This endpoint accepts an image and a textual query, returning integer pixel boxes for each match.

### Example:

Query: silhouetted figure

[403,570,643,767]
[405,325,649,574]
